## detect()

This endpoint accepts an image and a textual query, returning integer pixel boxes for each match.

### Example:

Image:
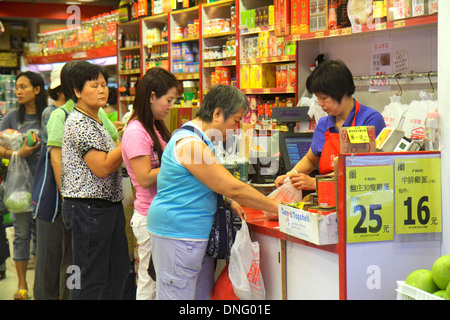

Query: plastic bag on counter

[262,176,302,220]
[381,95,409,129]
[402,99,438,140]
[4,152,33,213]
[228,221,265,300]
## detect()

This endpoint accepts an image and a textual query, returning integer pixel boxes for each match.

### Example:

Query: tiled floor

[0,258,35,300]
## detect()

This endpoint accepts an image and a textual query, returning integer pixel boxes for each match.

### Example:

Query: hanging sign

[394,158,442,234]
[346,165,395,243]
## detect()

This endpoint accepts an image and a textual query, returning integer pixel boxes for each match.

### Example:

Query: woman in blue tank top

[147,85,278,300]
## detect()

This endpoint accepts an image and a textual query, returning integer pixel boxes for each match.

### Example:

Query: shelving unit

[117,19,141,118]
[201,0,238,97]
[141,13,170,72]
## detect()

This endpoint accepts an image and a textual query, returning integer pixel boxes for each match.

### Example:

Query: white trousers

[130,211,156,300]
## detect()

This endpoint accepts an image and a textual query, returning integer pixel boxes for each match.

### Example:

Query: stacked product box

[276,63,296,89]
[274,0,291,36]
[310,0,328,32]
[291,0,309,34]
[241,5,274,29]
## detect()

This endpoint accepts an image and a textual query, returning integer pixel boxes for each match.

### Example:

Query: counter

[244,207,341,300]
[241,151,443,300]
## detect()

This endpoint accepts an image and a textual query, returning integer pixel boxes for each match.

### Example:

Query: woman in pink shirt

[121,67,177,300]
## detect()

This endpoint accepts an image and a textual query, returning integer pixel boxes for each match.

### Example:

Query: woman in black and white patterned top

[61,61,129,300]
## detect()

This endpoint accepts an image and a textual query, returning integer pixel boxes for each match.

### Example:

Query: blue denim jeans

[62,198,130,300]
[12,212,36,261]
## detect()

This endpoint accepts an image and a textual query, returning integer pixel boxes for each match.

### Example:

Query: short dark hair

[48,85,63,101]
[107,86,117,105]
[306,60,355,103]
[61,60,80,102]
[70,61,108,102]
[196,85,249,122]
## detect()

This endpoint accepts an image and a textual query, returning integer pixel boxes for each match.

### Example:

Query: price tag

[346,165,394,243]
[394,158,442,234]
[347,126,370,143]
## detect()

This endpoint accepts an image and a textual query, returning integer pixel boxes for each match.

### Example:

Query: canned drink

[308,206,319,215]
[317,178,335,207]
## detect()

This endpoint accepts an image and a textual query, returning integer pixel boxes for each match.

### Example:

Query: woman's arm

[274,148,320,189]
[83,143,123,178]
[0,138,40,159]
[129,155,159,188]
[177,139,278,214]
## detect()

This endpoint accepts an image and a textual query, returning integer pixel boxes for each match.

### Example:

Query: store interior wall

[439,0,449,256]
[309,26,438,113]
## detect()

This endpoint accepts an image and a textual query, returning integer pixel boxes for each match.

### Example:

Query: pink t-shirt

[122,120,167,216]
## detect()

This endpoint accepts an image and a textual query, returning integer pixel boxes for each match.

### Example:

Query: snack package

[0,129,23,151]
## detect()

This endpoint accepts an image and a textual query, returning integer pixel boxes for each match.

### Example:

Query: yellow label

[346,165,394,243]
[347,126,370,143]
[394,158,442,234]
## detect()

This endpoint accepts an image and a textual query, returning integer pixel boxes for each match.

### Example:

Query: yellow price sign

[347,126,370,143]
[394,158,442,234]
[346,165,394,243]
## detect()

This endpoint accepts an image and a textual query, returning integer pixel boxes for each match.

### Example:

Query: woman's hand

[290,173,316,190]
[274,174,287,188]
[17,137,40,158]
[230,200,246,221]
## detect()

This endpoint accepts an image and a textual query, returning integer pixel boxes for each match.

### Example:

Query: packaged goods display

[38,11,118,55]
[172,42,199,74]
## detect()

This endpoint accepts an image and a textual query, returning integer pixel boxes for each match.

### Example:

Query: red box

[274,0,291,36]
[291,0,309,34]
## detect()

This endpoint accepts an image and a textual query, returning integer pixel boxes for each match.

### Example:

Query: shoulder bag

[176,124,241,260]
[32,108,68,222]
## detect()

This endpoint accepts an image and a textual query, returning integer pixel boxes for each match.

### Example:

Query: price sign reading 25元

[346,166,394,243]
[394,158,442,234]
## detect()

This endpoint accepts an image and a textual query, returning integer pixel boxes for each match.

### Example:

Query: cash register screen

[279,132,313,171]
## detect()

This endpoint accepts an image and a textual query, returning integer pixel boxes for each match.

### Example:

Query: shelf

[241,87,295,95]
[25,42,117,64]
[119,45,141,52]
[119,96,135,102]
[174,72,200,80]
[172,36,200,43]
[203,59,236,67]
[146,41,169,48]
[289,13,438,42]
[119,69,141,75]
[203,30,236,39]
[240,55,296,65]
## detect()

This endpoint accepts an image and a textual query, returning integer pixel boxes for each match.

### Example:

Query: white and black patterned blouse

[61,108,123,202]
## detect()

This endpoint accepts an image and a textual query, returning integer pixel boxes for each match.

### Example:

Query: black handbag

[206,194,241,260]
[176,124,241,260]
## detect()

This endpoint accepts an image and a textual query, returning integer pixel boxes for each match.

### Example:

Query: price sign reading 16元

[394,158,442,234]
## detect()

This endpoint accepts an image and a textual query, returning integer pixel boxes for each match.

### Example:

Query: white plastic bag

[381,95,409,129]
[228,220,265,300]
[262,176,302,220]
[4,152,33,213]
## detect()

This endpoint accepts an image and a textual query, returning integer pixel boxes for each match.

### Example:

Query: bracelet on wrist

[227,198,234,206]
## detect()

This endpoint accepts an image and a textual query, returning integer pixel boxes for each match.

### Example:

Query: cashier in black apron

[275,60,386,190]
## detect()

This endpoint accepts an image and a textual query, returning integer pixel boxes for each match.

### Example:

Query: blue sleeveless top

[147,122,218,239]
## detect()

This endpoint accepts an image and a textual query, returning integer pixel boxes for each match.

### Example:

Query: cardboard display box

[278,204,338,245]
